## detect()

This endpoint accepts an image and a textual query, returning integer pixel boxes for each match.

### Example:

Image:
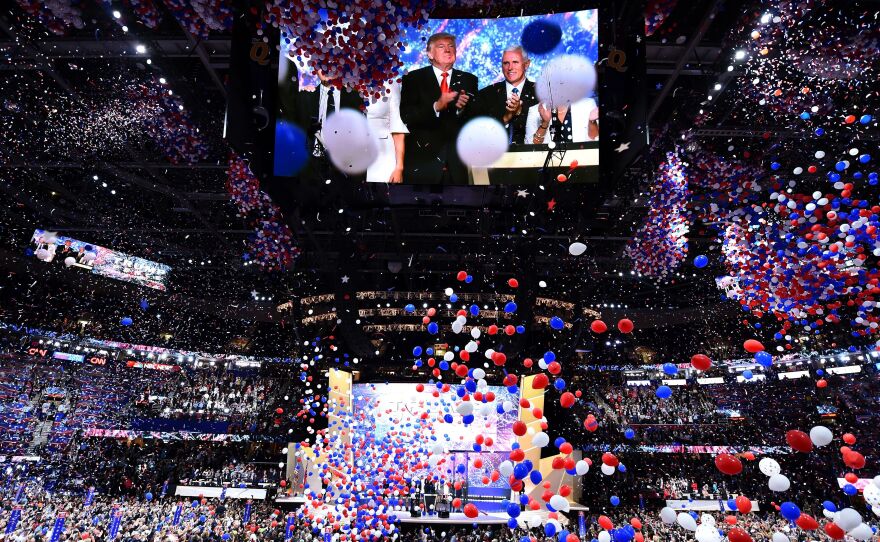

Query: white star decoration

[341,275,349,283]
[614,141,631,153]
[516,189,530,198]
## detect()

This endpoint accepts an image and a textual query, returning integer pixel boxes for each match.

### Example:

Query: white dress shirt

[431,65,454,116]
[505,79,526,99]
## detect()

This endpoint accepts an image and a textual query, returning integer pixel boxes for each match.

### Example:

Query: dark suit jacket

[399,65,479,185]
[477,79,537,145]
[293,86,363,181]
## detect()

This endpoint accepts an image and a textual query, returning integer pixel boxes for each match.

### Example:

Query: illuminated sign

[26,347,50,358]
[52,352,85,363]
[31,229,170,291]
[126,360,180,372]
[87,356,108,366]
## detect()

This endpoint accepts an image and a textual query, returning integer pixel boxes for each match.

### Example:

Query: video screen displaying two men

[275,10,599,185]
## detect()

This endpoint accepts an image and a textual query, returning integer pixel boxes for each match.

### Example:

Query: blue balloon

[507,518,519,529]
[554,378,566,391]
[145,492,153,501]
[610,496,620,506]
[405,304,416,313]
[513,463,530,480]
[694,255,709,268]
[727,498,737,511]
[521,19,562,55]
[507,503,521,518]
[743,370,753,380]
[427,322,439,334]
[273,121,309,176]
[554,437,566,448]
[469,304,480,316]
[617,463,627,473]
[530,470,543,484]
[140,298,149,310]
[754,351,772,367]
[860,114,873,124]
[550,316,565,330]
[505,302,517,313]
[450,294,458,303]
[662,363,678,375]
[624,428,635,440]
[655,385,672,399]
[545,523,557,537]
[844,484,857,496]
[823,501,837,513]
[780,502,801,521]
[412,346,423,357]
[121,317,133,326]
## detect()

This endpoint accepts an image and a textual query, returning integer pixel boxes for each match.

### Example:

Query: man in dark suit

[477,45,538,145]
[294,70,363,182]
[399,32,479,185]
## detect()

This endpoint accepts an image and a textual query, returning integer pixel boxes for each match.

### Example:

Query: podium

[468,142,599,185]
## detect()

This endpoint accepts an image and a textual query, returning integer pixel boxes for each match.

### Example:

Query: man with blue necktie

[477,46,538,145]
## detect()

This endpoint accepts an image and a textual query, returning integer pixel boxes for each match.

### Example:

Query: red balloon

[566,535,580,542]
[559,442,573,454]
[795,514,818,531]
[590,320,608,334]
[844,450,866,469]
[275,408,284,415]
[724,516,738,525]
[602,452,619,467]
[816,379,828,388]
[634,534,644,542]
[823,522,845,540]
[508,278,519,288]
[728,528,752,542]
[456,271,468,281]
[452,498,461,509]
[512,421,528,436]
[842,433,856,445]
[560,392,575,408]
[735,496,752,514]
[715,453,743,475]
[743,339,764,353]
[617,318,634,333]
[598,516,613,530]
[691,354,712,371]
[463,503,479,518]
[786,430,813,453]
[845,472,858,483]
[630,518,642,530]
[532,373,549,389]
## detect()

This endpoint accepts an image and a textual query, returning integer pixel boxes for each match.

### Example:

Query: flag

[173,503,183,526]
[243,500,252,523]
[14,483,24,504]
[109,506,122,540]
[85,487,95,506]
[49,513,66,542]
[5,507,21,534]
[578,512,586,537]
[161,481,169,498]
[285,512,296,540]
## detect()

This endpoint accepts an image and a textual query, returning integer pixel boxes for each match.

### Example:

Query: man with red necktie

[400,32,479,185]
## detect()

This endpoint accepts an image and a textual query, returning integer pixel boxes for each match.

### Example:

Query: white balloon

[601,463,615,476]
[455,402,473,416]
[443,351,454,361]
[569,242,587,256]
[700,513,716,526]
[502,400,514,412]
[451,321,463,334]
[873,475,880,488]
[848,523,873,540]
[677,512,697,532]
[823,510,836,519]
[484,349,495,360]
[498,461,514,478]
[864,482,880,508]
[531,432,550,448]
[809,426,833,447]
[836,508,863,531]
[472,368,486,380]
[575,460,589,475]
[758,457,781,476]
[695,523,721,542]
[528,515,543,529]
[535,55,597,108]
[322,109,378,174]
[549,495,570,512]
[470,327,481,339]
[598,532,611,542]
[34,248,50,261]
[659,507,677,525]
[456,117,509,167]
[771,533,790,542]
[63,256,76,267]
[465,341,478,353]
[768,474,791,492]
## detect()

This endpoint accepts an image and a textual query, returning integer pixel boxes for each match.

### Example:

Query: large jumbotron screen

[275,10,599,185]
[352,383,519,492]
